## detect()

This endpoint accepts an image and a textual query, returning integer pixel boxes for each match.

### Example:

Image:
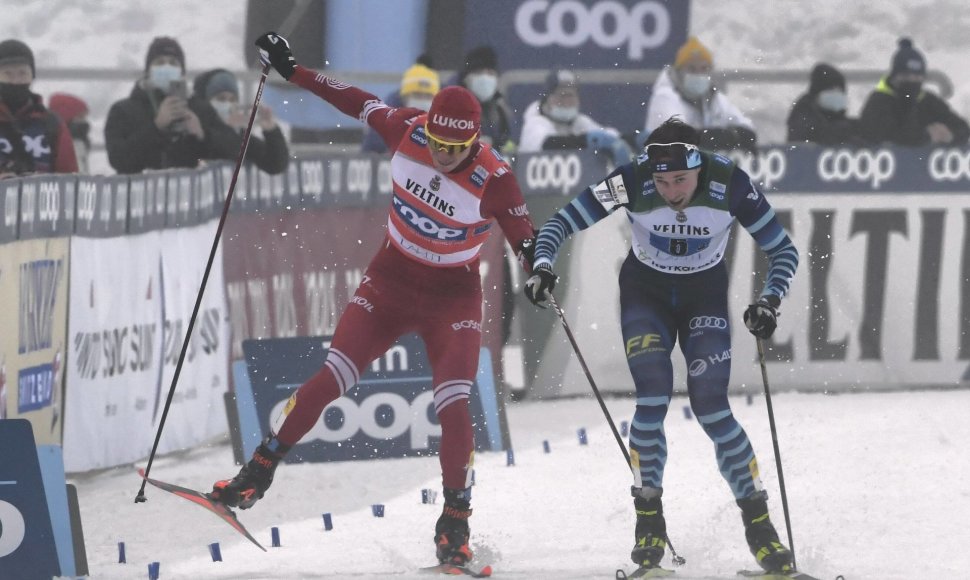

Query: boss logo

[927,148,970,181]
[728,149,787,191]
[392,196,466,240]
[272,391,440,450]
[688,316,728,330]
[514,0,673,60]
[451,320,482,332]
[817,148,895,189]
[525,153,581,194]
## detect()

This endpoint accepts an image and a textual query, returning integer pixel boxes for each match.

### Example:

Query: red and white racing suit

[274,66,535,490]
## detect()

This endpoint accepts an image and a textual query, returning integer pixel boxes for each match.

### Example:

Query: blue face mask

[149,64,182,92]
[210,99,235,123]
[547,105,579,123]
[816,89,847,113]
[680,73,711,99]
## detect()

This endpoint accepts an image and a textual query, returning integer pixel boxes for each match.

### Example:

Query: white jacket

[518,99,617,153]
[644,67,755,133]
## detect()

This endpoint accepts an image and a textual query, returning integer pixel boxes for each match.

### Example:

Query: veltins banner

[63,223,229,472]
[242,335,506,463]
[0,239,69,445]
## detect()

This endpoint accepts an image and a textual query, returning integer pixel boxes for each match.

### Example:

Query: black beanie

[145,36,185,73]
[0,39,35,78]
[463,46,498,74]
[808,63,845,95]
[889,37,925,78]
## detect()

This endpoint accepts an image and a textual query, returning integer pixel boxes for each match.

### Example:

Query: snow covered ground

[70,389,970,579]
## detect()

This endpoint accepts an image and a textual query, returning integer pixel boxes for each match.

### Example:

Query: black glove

[743,295,780,339]
[516,237,537,273]
[255,32,297,80]
[524,263,557,308]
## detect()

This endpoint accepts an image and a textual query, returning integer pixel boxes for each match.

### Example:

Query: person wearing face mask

[787,63,865,146]
[456,46,515,155]
[48,93,92,174]
[859,37,969,147]
[192,68,289,174]
[644,37,757,152]
[104,36,206,174]
[0,39,78,178]
[518,69,632,166]
[211,33,538,573]
[362,57,440,154]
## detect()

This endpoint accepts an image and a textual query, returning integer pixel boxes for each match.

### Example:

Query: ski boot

[737,491,794,573]
[434,487,474,566]
[630,487,668,571]
[211,434,289,509]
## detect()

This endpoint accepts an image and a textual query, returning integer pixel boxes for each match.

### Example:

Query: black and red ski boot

[435,487,474,566]
[211,434,289,509]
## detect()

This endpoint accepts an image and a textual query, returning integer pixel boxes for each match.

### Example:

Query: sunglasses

[425,123,477,154]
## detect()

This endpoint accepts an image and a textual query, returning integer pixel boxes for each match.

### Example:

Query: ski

[737,570,822,579]
[419,562,493,577]
[616,566,677,578]
[136,468,267,551]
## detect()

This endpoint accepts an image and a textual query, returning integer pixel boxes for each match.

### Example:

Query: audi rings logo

[728,150,786,190]
[525,154,582,194]
[688,359,707,377]
[817,148,895,189]
[928,149,970,182]
[514,0,672,60]
[688,316,728,330]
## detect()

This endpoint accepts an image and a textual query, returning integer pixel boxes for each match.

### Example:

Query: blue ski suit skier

[525,118,799,575]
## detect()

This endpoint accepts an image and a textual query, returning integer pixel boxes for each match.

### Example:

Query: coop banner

[0,239,69,445]
[63,223,229,472]
[526,193,970,395]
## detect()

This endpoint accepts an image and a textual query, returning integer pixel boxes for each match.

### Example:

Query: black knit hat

[463,46,498,73]
[0,39,35,78]
[145,36,185,73]
[889,37,925,78]
[808,63,845,95]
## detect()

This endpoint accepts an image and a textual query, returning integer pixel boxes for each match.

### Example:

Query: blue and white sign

[240,335,506,464]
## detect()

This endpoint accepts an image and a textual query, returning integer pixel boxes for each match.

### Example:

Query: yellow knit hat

[674,36,713,69]
[400,63,440,96]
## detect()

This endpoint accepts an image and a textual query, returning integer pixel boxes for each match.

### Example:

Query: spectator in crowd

[859,37,969,147]
[49,92,92,173]
[787,63,865,146]
[192,68,289,174]
[456,45,515,154]
[104,36,205,174]
[518,69,632,164]
[362,57,440,154]
[0,39,78,178]
[644,36,757,152]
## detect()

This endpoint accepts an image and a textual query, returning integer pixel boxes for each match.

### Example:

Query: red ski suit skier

[274,66,535,490]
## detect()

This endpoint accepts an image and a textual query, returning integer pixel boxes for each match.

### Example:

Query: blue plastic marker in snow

[323,513,333,530]
[148,561,160,580]
[117,541,126,563]
[271,527,281,547]
[578,428,588,445]
[372,504,385,517]
[683,406,692,420]
[746,393,754,406]
[620,421,629,437]
[209,542,222,562]
[506,448,515,466]
[542,440,550,454]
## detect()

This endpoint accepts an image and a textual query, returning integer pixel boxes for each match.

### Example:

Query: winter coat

[0,92,78,175]
[190,102,289,175]
[104,81,205,174]
[858,78,970,146]
[518,99,611,153]
[644,68,757,151]
[787,94,865,146]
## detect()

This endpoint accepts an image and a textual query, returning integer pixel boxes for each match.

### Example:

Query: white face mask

[466,73,498,102]
[404,95,434,111]
[816,88,847,113]
[547,105,578,124]
[149,64,182,92]
[210,99,235,123]
[680,73,712,99]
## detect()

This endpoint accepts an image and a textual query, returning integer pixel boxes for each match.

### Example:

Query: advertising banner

[63,223,229,472]
[241,335,505,463]
[0,239,69,445]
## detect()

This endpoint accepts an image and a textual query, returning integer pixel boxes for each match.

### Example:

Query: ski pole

[135,63,272,504]
[756,338,797,570]
[549,293,686,566]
